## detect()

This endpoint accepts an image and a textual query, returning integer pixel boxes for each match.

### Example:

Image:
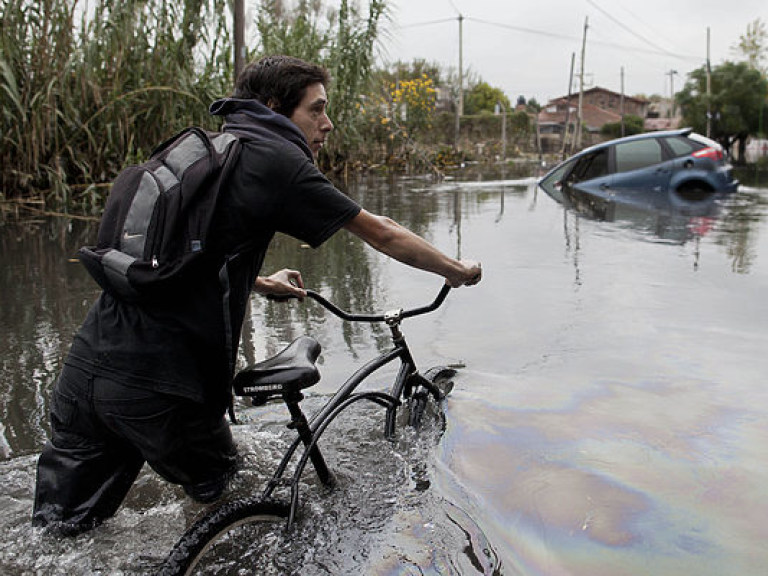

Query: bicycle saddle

[232,335,321,401]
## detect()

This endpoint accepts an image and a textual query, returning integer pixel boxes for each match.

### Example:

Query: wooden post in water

[234,0,245,82]
[454,13,464,150]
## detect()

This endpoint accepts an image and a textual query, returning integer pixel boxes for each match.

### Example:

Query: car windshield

[538,158,577,201]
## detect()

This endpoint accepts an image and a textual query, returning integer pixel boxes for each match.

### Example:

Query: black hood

[209,98,313,161]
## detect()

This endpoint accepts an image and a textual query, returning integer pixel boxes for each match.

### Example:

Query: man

[32,55,482,535]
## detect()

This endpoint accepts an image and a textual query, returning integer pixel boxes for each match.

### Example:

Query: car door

[609,137,672,207]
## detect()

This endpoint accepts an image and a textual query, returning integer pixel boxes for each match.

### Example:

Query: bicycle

[157,284,458,576]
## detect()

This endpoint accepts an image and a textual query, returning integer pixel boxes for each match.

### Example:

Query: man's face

[288,82,334,157]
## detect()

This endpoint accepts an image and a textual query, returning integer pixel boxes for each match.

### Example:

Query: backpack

[78,127,241,302]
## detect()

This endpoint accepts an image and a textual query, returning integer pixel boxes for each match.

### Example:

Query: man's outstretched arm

[343,209,482,288]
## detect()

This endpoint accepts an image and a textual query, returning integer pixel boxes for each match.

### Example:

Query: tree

[676,61,768,162]
[732,18,767,74]
[377,59,443,87]
[463,81,510,115]
[526,97,541,113]
[386,74,438,138]
[361,61,442,158]
[600,115,644,138]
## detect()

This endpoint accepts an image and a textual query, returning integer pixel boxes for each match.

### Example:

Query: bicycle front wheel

[157,497,289,576]
[407,366,456,429]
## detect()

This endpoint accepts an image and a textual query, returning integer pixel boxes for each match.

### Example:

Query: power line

[399,12,701,63]
[466,17,581,43]
[592,1,678,53]
[585,0,682,58]
[464,16,702,62]
[399,17,457,29]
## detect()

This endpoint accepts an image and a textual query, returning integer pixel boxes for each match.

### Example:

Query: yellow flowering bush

[359,71,440,167]
[388,74,437,137]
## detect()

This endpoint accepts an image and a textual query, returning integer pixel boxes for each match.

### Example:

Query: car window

[571,149,610,181]
[664,136,704,158]
[614,139,663,173]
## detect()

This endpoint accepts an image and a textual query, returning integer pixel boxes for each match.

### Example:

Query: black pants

[32,364,238,535]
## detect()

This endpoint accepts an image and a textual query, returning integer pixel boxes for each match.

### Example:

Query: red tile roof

[539,100,622,131]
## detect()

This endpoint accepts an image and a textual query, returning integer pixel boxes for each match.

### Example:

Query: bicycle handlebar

[304,284,452,323]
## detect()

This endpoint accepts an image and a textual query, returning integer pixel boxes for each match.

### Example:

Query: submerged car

[539,129,739,206]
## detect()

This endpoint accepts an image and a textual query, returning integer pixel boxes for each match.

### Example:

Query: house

[537,87,650,152]
[643,99,681,131]
[579,87,648,118]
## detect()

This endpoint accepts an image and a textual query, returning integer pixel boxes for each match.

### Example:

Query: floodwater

[1,166,767,575]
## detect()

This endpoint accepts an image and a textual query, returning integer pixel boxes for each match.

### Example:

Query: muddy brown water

[2,167,767,574]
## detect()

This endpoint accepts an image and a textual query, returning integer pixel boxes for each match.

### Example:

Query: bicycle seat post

[282,391,334,488]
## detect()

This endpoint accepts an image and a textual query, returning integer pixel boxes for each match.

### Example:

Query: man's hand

[446,260,482,288]
[254,269,306,300]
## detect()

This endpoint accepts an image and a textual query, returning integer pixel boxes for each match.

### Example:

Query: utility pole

[234,0,245,82]
[561,52,575,158]
[706,27,712,138]
[620,66,625,137]
[502,102,506,161]
[496,101,507,161]
[667,69,678,118]
[454,14,464,150]
[576,17,588,150]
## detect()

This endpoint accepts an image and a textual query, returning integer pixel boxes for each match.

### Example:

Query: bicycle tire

[157,497,289,576]
[407,367,456,428]
[407,391,429,428]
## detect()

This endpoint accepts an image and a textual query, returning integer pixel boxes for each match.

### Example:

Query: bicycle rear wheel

[157,497,289,576]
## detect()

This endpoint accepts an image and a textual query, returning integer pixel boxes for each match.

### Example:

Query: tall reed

[1,0,231,212]
[1,0,388,211]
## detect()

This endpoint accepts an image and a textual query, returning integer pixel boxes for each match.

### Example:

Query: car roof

[574,127,694,157]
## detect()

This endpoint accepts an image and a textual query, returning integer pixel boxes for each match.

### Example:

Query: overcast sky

[377,0,767,104]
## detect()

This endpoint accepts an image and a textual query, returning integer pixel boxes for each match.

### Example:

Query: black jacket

[67,99,360,409]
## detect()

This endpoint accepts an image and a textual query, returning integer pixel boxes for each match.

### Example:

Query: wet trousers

[32,364,238,535]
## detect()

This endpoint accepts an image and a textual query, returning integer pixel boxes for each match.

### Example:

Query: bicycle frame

[259,285,451,527]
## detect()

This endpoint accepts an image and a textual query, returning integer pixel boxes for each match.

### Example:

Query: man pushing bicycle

[32,55,482,536]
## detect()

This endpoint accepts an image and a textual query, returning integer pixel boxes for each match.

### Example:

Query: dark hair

[233,55,330,117]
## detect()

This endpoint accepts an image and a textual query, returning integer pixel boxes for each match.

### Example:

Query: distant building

[580,87,648,117]
[746,138,768,163]
[644,117,681,131]
[644,99,681,131]
[537,87,650,152]
[435,85,454,113]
